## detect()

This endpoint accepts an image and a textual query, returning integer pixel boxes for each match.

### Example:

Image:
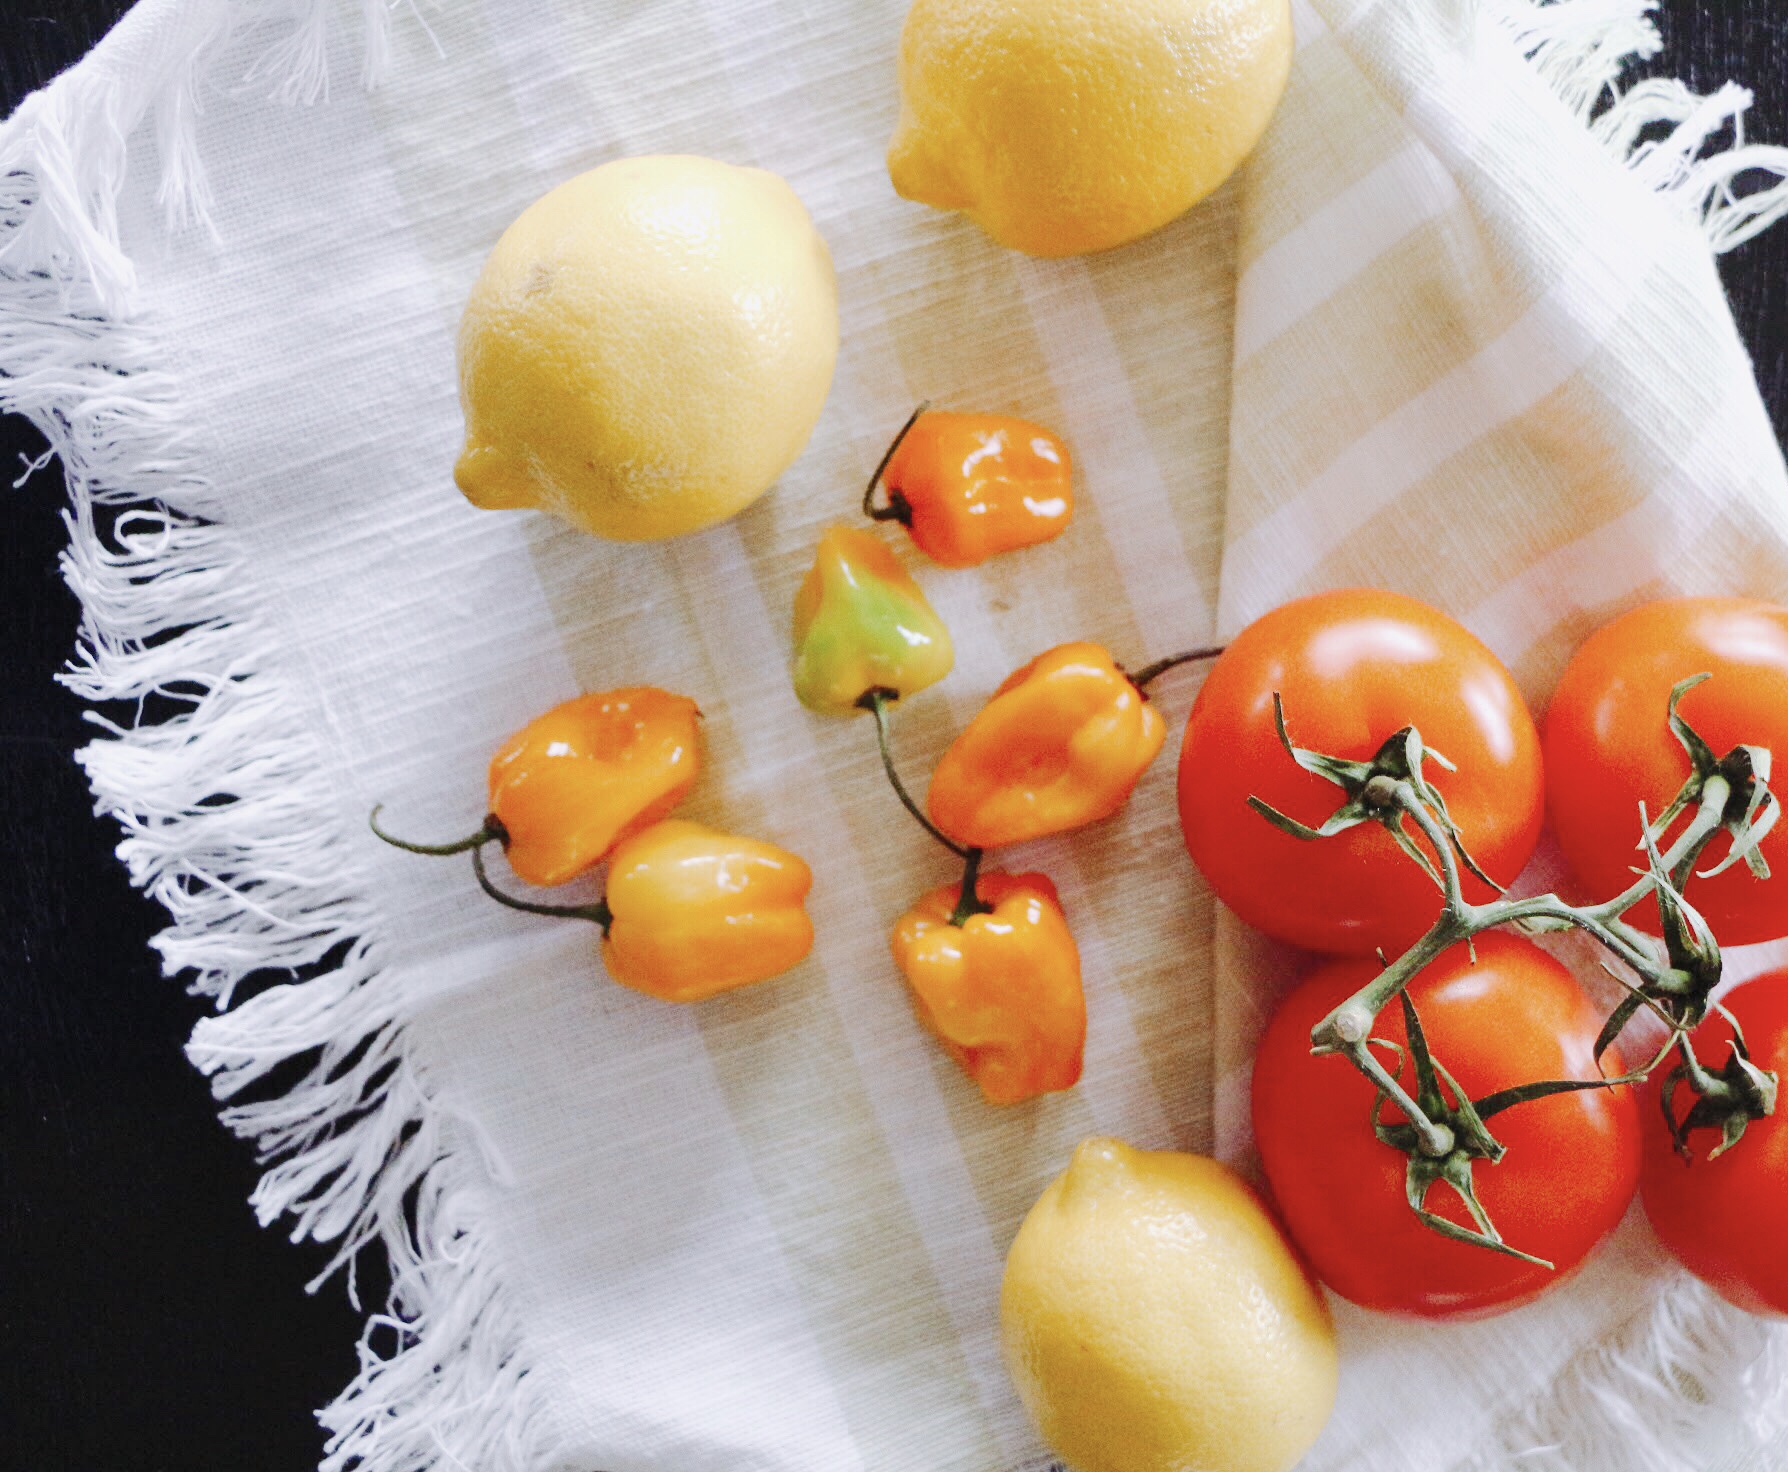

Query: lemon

[455,156,839,541]
[888,0,1293,256]
[1002,1138,1336,1472]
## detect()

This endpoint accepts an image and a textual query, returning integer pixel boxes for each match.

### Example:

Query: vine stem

[1311,778,1731,1139]
[858,688,971,859]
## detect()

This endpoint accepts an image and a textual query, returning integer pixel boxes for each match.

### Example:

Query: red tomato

[1641,971,1788,1317]
[1544,598,1788,946]
[1252,935,1641,1318]
[1179,589,1544,955]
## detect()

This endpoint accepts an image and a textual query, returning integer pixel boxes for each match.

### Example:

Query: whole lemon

[888,0,1293,256]
[455,156,839,541]
[1001,1138,1336,1472]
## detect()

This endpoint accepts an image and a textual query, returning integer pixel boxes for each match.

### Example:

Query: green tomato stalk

[1253,675,1782,1264]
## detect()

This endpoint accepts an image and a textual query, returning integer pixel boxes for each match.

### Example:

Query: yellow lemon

[1002,1138,1337,1472]
[888,0,1293,256]
[455,156,839,541]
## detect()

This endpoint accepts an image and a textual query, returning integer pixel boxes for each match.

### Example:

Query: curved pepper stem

[370,804,509,857]
[859,688,973,860]
[949,848,995,927]
[862,401,930,525]
[470,844,613,932]
[1125,645,1226,693]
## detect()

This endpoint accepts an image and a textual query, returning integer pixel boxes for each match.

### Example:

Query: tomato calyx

[1660,1018,1780,1161]
[1247,694,1502,897]
[1363,991,1637,1265]
[1644,675,1781,885]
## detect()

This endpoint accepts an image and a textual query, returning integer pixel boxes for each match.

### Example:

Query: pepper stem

[949,847,994,927]
[1127,645,1227,692]
[370,804,508,856]
[858,687,972,859]
[861,401,930,525]
[470,845,612,933]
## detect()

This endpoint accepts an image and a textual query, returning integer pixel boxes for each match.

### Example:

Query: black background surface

[2,4,1785,1469]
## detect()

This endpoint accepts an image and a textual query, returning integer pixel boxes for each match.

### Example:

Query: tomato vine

[1254,674,1783,1263]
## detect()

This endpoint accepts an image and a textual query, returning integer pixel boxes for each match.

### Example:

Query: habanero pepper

[372,686,701,886]
[892,868,1085,1105]
[791,524,954,713]
[927,642,1164,849]
[866,407,1073,568]
[472,818,815,1003]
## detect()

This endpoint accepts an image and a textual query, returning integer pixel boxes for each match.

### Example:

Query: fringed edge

[1468,4,1788,1464]
[1452,1274,1788,1472]
[1493,0,1788,252]
[2,5,566,1470]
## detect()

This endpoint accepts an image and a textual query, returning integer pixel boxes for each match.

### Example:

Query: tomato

[1640,971,1788,1317]
[1252,935,1641,1318]
[1178,589,1544,955]
[1544,598,1788,946]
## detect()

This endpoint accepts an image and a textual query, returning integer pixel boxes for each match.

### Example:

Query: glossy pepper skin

[791,525,954,712]
[489,688,701,886]
[892,872,1085,1105]
[927,642,1165,848]
[603,820,814,1002]
[881,411,1072,567]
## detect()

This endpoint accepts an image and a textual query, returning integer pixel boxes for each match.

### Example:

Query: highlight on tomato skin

[1177,588,1544,957]
[1640,971,1788,1319]
[1544,597,1788,947]
[1251,936,1642,1320]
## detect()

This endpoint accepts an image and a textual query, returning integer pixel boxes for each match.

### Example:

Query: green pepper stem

[370,804,508,856]
[861,401,930,525]
[1127,645,1226,692]
[859,688,972,859]
[948,848,994,927]
[470,845,612,933]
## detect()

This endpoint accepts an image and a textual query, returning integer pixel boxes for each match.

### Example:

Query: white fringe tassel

[2,5,564,1470]
[1454,1274,1788,1472]
[1495,0,1788,251]
[3,2,1784,1471]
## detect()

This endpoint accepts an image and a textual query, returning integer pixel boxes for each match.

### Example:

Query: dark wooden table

[3,4,1785,1468]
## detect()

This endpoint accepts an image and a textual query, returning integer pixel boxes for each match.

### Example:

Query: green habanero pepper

[791,525,954,713]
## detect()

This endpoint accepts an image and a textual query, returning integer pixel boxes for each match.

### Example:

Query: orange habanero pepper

[468,818,814,1003]
[372,687,701,887]
[487,688,701,885]
[867,408,1072,568]
[892,869,1085,1105]
[927,642,1164,849]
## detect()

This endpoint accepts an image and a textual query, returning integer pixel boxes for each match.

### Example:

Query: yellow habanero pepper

[600,820,815,1002]
[927,642,1165,849]
[466,818,815,1003]
[892,869,1085,1105]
